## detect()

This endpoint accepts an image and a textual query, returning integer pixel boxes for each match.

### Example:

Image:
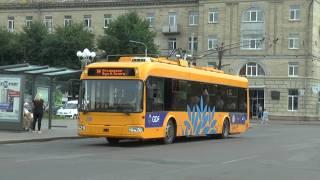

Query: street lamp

[129,40,148,57]
[76,48,96,69]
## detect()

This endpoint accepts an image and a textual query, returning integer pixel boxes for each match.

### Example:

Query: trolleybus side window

[172,79,188,111]
[146,77,164,112]
[238,88,247,113]
[225,87,238,112]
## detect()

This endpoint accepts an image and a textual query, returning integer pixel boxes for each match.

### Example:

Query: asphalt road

[0,123,320,180]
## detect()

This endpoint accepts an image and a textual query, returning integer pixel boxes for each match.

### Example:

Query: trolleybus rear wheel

[218,119,230,139]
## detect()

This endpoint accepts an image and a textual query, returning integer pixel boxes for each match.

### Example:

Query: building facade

[0,0,320,121]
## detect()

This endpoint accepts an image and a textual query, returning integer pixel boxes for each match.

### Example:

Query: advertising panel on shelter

[0,76,22,123]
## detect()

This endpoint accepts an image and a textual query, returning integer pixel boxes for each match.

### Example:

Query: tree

[98,11,158,58]
[19,21,49,65]
[19,22,94,68]
[0,28,23,65]
[40,23,95,69]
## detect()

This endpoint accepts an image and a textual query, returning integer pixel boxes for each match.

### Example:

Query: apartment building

[0,0,319,121]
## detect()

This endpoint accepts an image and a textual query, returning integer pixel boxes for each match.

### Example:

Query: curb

[0,136,87,145]
[250,121,320,126]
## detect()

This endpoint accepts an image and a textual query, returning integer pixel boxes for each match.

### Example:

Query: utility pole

[217,42,224,70]
[191,33,194,57]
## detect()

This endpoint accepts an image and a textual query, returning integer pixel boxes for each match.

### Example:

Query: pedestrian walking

[261,108,269,125]
[31,94,45,133]
[258,104,263,120]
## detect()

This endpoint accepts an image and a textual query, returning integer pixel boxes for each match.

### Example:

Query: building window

[241,33,264,50]
[25,16,33,28]
[146,13,155,27]
[168,38,176,50]
[168,12,176,26]
[8,16,14,32]
[288,33,300,49]
[242,39,263,49]
[104,14,112,29]
[44,16,53,33]
[288,63,299,77]
[243,9,263,22]
[64,16,72,27]
[246,63,258,76]
[84,15,92,31]
[239,63,265,76]
[208,8,219,23]
[288,89,298,111]
[289,5,300,21]
[208,36,218,50]
[188,37,198,51]
[189,11,199,26]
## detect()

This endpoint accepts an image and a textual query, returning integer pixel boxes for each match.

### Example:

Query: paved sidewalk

[0,119,81,144]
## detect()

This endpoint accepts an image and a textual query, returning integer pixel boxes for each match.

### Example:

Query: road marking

[151,155,259,178]
[222,155,258,164]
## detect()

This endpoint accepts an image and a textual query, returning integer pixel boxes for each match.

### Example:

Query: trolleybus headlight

[78,125,86,130]
[83,69,88,75]
[128,127,144,133]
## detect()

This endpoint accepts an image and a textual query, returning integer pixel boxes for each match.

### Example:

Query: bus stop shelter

[0,63,81,130]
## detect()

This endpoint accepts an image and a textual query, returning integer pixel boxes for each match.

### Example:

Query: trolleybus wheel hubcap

[165,121,175,143]
[223,121,229,138]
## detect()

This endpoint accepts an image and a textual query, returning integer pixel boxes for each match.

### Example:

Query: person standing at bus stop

[31,94,45,134]
[258,104,263,120]
[261,108,269,125]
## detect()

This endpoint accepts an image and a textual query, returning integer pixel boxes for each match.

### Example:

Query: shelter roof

[0,63,81,77]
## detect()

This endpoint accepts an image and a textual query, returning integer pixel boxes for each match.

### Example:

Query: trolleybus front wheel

[162,120,176,144]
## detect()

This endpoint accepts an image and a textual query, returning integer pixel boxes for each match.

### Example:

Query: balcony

[162,24,180,35]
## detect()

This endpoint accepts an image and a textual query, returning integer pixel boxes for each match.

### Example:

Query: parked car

[56,100,78,119]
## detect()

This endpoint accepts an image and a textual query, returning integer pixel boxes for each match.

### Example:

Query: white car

[56,100,78,119]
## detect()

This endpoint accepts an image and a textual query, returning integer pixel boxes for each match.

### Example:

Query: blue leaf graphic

[195,106,202,135]
[199,113,207,133]
[184,120,191,131]
[209,128,216,134]
[184,120,192,136]
[210,120,216,128]
[200,96,203,112]
[187,105,191,121]
[204,105,208,116]
[191,106,196,131]
[193,106,200,134]
[205,114,210,127]
[201,105,208,127]
[210,107,215,121]
[201,104,209,132]
[203,127,210,134]
[184,97,217,136]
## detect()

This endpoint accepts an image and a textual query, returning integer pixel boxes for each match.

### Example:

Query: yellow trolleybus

[78,56,249,144]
